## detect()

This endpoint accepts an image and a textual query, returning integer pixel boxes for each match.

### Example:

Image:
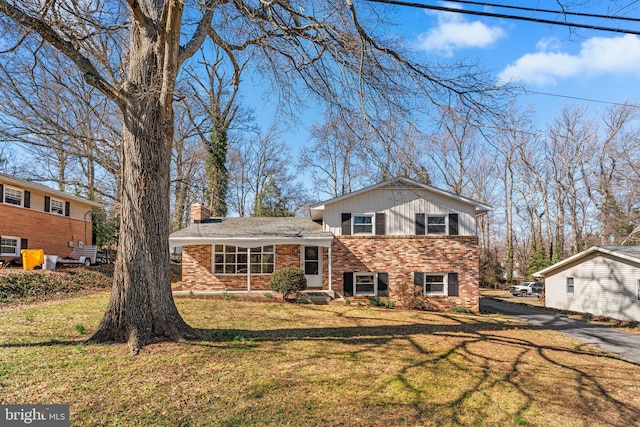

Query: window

[423,273,446,295]
[355,273,376,296]
[566,277,574,294]
[50,198,64,215]
[343,272,388,297]
[213,245,274,275]
[353,214,373,235]
[0,237,19,256]
[3,187,23,206]
[427,216,446,234]
[637,279,640,301]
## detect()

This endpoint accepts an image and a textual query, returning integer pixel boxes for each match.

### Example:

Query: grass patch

[1,295,640,425]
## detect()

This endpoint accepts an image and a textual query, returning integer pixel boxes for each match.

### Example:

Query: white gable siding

[545,252,640,322]
[323,188,477,236]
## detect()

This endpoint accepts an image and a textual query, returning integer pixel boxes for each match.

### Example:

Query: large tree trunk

[90,16,195,353]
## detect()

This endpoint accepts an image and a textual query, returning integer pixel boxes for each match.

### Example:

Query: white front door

[301,245,322,288]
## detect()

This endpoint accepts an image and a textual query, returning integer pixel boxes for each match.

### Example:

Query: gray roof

[169,217,334,247]
[535,245,640,277]
[597,245,640,259]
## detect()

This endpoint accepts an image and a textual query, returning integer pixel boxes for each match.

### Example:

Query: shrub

[221,291,236,300]
[269,267,307,301]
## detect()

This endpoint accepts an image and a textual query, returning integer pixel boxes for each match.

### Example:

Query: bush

[269,267,307,301]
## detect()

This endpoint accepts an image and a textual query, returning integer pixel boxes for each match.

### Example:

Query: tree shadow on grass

[188,318,640,426]
[2,308,640,425]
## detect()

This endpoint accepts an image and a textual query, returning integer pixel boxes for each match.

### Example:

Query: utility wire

[523,89,639,107]
[437,0,640,23]
[365,0,640,35]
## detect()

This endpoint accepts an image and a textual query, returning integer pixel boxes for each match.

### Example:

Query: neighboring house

[535,246,640,322]
[0,173,102,262]
[170,177,490,311]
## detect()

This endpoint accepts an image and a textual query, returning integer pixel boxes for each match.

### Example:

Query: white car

[509,281,544,297]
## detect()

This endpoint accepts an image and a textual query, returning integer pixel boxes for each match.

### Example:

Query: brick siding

[0,204,93,260]
[181,244,302,291]
[331,236,479,312]
[181,236,479,312]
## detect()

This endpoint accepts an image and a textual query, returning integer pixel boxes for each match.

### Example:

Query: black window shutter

[377,273,389,296]
[448,273,459,297]
[343,272,354,296]
[375,212,386,236]
[65,201,71,217]
[415,213,425,235]
[20,239,28,249]
[448,213,459,236]
[23,191,31,208]
[414,272,424,287]
[0,183,3,203]
[44,196,50,212]
[341,213,351,236]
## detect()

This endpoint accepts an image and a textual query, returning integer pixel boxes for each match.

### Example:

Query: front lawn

[1,294,639,426]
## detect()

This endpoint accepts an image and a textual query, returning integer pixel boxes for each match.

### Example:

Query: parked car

[510,281,544,297]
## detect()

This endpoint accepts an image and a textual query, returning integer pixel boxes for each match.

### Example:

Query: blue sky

[248,1,640,144]
[393,0,640,125]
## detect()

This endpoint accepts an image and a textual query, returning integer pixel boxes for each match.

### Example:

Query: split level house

[0,173,101,263]
[170,177,491,311]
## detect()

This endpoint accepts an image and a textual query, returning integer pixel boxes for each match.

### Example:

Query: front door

[301,245,322,288]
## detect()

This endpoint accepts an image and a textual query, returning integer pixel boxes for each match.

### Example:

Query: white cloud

[416,11,506,56]
[499,34,640,86]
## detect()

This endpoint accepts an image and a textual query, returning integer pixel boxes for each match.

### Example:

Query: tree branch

[0,0,124,107]
[178,0,217,65]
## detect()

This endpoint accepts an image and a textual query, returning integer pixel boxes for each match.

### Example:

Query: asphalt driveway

[481,297,640,364]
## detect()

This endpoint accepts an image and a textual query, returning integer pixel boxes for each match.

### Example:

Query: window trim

[49,198,65,215]
[212,244,275,276]
[352,213,374,236]
[422,273,448,296]
[3,186,23,207]
[353,272,378,296]
[426,215,447,235]
[636,279,640,301]
[566,276,574,294]
[0,236,20,257]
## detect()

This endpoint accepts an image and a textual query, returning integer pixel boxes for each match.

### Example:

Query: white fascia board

[310,176,492,213]
[0,174,102,207]
[533,246,640,277]
[169,236,334,248]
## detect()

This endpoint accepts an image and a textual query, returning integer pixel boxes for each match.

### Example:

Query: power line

[523,89,639,107]
[364,0,640,35]
[439,0,640,23]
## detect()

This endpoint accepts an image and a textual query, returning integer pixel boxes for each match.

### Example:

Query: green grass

[1,293,640,426]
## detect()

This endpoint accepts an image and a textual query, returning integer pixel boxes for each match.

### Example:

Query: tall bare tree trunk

[90,19,194,353]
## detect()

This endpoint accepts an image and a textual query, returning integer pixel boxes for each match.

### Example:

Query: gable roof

[309,176,492,220]
[0,173,102,207]
[169,217,334,248]
[534,245,640,277]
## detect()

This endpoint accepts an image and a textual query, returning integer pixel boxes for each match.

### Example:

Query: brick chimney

[190,203,211,224]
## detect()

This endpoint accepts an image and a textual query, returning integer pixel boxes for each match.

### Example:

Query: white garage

[535,246,640,322]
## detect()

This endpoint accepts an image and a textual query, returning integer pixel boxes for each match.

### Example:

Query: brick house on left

[170,177,490,312]
[0,173,102,263]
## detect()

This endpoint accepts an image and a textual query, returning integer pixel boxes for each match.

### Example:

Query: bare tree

[299,113,370,198]
[0,0,504,352]
[182,49,252,217]
[428,105,480,195]
[579,103,640,244]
